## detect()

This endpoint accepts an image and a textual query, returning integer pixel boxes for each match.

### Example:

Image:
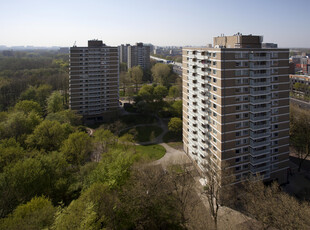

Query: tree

[169,85,180,101]
[202,162,234,229]
[26,120,72,151]
[61,131,92,166]
[128,66,143,93]
[172,100,182,118]
[153,85,168,101]
[0,196,56,230]
[168,117,182,135]
[46,109,82,126]
[120,71,131,96]
[290,105,310,171]
[14,100,43,116]
[151,63,171,87]
[138,85,154,103]
[93,129,117,153]
[0,138,25,172]
[240,178,310,230]
[1,111,42,144]
[47,91,64,114]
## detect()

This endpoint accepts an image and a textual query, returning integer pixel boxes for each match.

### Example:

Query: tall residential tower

[69,40,119,123]
[182,34,289,184]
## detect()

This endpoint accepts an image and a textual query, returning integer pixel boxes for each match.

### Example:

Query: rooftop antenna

[73,41,76,47]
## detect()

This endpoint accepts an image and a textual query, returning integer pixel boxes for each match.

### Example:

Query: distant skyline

[1,0,309,48]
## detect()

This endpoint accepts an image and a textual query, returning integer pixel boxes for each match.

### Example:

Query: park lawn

[163,131,183,150]
[120,125,163,142]
[134,144,166,162]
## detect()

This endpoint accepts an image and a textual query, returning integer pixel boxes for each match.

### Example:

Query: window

[236,131,241,136]
[235,149,241,154]
[235,88,241,93]
[236,166,241,171]
[213,78,217,83]
[213,95,217,100]
[243,164,248,169]
[243,147,249,152]
[235,158,241,162]
[236,123,241,128]
[236,114,241,120]
[213,61,216,65]
[236,79,242,85]
[213,86,217,91]
[243,139,248,144]
[243,130,249,135]
[213,104,217,109]
[213,53,216,57]
[236,62,241,67]
[236,106,241,111]
[213,112,217,117]
[213,70,217,75]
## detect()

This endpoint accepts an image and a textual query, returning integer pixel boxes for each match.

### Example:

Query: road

[290,97,310,109]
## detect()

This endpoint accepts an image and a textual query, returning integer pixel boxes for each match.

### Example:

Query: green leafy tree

[0,196,56,230]
[14,100,43,116]
[47,91,64,114]
[153,85,168,101]
[120,71,131,96]
[46,109,82,126]
[0,138,25,172]
[168,117,182,135]
[172,100,182,118]
[61,131,92,166]
[129,66,143,93]
[1,111,42,143]
[93,129,117,153]
[169,86,180,101]
[26,120,72,151]
[151,63,171,87]
[138,85,154,103]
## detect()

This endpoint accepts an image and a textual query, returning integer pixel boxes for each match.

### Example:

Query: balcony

[249,53,270,60]
[250,154,270,165]
[250,146,270,157]
[250,79,270,86]
[250,113,270,121]
[250,70,270,78]
[250,87,271,95]
[250,138,270,147]
[250,96,271,104]
[250,121,270,130]
[250,62,270,69]
[250,129,271,139]
[250,163,270,174]
[250,104,271,113]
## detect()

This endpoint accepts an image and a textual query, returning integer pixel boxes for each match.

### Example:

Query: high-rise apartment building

[128,42,150,70]
[69,40,119,123]
[183,34,289,184]
[119,44,130,64]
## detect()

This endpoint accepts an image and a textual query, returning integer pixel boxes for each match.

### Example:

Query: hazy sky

[0,0,309,48]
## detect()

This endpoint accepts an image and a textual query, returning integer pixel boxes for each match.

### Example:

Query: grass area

[163,131,183,150]
[120,125,163,142]
[134,144,166,162]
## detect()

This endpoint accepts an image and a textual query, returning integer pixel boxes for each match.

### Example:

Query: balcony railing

[250,104,271,113]
[250,155,270,165]
[250,113,270,121]
[250,129,271,139]
[250,87,271,95]
[250,138,270,148]
[250,121,270,130]
[250,96,271,104]
[249,53,270,60]
[250,79,270,86]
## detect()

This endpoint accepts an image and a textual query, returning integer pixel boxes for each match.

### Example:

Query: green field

[134,144,166,162]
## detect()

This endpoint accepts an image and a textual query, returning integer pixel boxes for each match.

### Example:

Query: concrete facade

[183,34,290,185]
[69,40,119,123]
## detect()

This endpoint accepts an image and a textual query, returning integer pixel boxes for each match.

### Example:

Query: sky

[0,0,309,48]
